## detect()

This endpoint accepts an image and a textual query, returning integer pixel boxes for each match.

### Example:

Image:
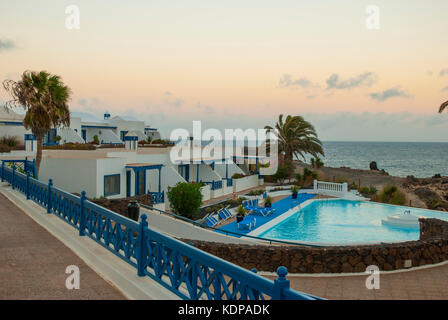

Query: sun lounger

[243,199,274,216]
[237,215,256,230]
[205,215,219,227]
[222,208,233,218]
[218,209,229,221]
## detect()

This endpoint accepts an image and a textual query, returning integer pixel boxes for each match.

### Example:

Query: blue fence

[148,191,164,204]
[1,158,38,180]
[0,164,322,300]
[205,180,223,191]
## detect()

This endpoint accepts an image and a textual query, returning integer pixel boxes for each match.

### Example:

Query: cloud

[326,72,377,90]
[278,74,315,89]
[0,40,15,52]
[369,87,411,102]
[439,69,448,77]
[303,112,448,142]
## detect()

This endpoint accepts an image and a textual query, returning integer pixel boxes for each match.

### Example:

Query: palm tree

[439,100,448,113]
[265,114,324,162]
[3,71,71,174]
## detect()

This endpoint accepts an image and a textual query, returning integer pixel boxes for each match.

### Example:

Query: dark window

[104,174,120,196]
[137,171,145,195]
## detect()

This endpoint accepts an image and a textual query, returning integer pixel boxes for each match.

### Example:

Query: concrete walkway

[264,263,448,300]
[0,192,126,300]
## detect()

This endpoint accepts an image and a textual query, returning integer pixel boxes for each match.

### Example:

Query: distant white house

[0,109,161,146]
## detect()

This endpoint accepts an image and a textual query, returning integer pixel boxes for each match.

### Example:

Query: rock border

[182,218,448,273]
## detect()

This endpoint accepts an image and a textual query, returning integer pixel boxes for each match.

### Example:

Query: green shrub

[291,185,299,193]
[0,136,19,147]
[0,144,11,153]
[264,195,272,206]
[151,139,166,145]
[247,189,264,196]
[378,185,406,205]
[426,198,441,210]
[295,173,302,185]
[232,173,244,179]
[236,205,246,217]
[360,185,377,197]
[167,182,203,219]
[93,134,100,145]
[310,157,324,169]
[44,143,96,150]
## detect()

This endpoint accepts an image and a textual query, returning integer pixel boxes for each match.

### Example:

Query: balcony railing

[205,180,223,190]
[148,191,164,204]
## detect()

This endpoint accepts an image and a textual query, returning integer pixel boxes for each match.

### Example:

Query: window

[137,170,146,195]
[104,174,120,196]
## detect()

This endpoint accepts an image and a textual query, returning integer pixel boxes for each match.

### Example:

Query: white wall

[39,158,98,197]
[0,124,29,144]
[201,185,211,201]
[96,157,128,199]
[85,128,121,144]
[57,127,84,144]
[233,174,259,192]
[69,117,82,134]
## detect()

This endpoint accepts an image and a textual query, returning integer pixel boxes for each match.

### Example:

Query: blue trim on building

[81,125,117,129]
[104,174,121,196]
[0,121,23,126]
[24,134,37,141]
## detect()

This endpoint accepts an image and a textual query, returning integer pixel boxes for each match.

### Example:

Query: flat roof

[126,163,162,167]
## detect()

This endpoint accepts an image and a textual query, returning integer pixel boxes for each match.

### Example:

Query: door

[126,171,131,197]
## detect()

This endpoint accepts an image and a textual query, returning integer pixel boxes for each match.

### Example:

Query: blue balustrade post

[32,159,37,178]
[12,164,15,190]
[26,172,30,200]
[158,167,161,193]
[47,179,53,214]
[79,191,87,236]
[137,214,148,277]
[1,161,4,182]
[273,266,290,300]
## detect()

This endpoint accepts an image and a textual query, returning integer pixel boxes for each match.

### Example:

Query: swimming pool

[257,199,448,245]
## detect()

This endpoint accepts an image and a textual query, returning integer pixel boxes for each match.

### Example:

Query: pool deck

[264,264,448,299]
[0,192,126,300]
[217,193,316,236]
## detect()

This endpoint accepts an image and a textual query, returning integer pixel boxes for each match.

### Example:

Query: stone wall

[182,218,448,273]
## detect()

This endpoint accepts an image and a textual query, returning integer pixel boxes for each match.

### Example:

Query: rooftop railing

[0,161,323,300]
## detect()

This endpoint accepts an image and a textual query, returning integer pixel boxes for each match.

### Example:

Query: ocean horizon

[304,141,448,178]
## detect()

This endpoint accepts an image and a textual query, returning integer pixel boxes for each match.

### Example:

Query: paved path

[265,265,448,299]
[0,193,126,300]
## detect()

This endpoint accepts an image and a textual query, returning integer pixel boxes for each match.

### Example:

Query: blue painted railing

[205,180,223,190]
[0,165,322,300]
[1,158,38,180]
[148,191,164,204]
[226,178,233,187]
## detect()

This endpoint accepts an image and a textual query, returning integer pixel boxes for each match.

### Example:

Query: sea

[304,141,448,178]
[200,139,448,178]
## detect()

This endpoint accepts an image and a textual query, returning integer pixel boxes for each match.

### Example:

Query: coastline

[293,161,445,210]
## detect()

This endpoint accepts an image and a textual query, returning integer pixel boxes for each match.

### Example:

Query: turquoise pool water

[258,199,448,244]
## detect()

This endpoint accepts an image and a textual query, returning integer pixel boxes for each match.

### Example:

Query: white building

[0,109,161,146]
[37,145,265,210]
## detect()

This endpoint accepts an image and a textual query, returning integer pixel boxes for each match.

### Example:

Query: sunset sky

[1,0,448,141]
